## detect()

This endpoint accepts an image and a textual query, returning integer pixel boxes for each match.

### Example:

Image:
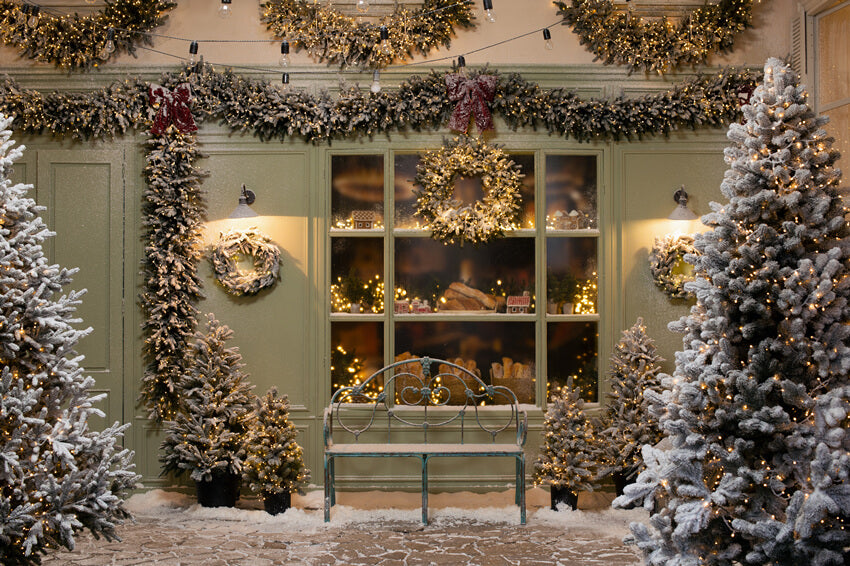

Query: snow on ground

[126,488,648,539]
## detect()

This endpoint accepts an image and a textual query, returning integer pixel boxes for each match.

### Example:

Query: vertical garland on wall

[139,128,206,422]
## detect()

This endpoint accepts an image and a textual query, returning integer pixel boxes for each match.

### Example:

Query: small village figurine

[506,291,531,314]
[351,210,377,229]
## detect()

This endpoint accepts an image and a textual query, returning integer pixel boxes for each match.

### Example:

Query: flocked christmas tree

[244,387,310,514]
[160,314,255,493]
[533,380,599,507]
[615,58,850,565]
[139,128,205,423]
[0,115,140,565]
[596,317,664,488]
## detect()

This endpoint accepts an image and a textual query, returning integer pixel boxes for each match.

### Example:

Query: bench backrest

[324,357,527,447]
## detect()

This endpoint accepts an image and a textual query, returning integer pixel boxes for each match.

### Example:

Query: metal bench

[323,356,528,525]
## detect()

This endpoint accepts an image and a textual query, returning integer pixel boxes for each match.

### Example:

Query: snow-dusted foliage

[244,387,311,496]
[596,317,664,478]
[615,58,850,565]
[533,382,599,492]
[160,314,256,482]
[139,130,205,423]
[0,115,139,565]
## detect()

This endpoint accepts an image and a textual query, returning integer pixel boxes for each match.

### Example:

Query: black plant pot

[195,471,241,508]
[550,485,578,511]
[612,470,636,496]
[263,490,292,516]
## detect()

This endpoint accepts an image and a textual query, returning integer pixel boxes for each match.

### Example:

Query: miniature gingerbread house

[506,292,531,314]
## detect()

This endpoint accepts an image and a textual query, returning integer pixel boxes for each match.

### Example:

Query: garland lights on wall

[554,0,757,74]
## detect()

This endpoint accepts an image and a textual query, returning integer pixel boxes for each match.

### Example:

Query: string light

[27,5,40,27]
[281,72,290,89]
[99,28,116,61]
[542,28,553,50]
[188,40,199,64]
[370,70,381,94]
[482,0,496,23]
[279,40,290,68]
[218,0,233,19]
[356,0,370,13]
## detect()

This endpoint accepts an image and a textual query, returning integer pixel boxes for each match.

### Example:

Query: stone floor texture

[42,489,645,566]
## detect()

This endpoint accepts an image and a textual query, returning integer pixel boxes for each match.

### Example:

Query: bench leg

[517,454,526,525]
[421,455,429,525]
[324,454,334,522]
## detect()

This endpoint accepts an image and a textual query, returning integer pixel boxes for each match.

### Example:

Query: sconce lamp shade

[668,186,698,221]
[229,184,259,218]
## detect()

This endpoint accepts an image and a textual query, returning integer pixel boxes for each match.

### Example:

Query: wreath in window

[261,0,475,69]
[413,135,523,246]
[210,228,281,296]
[649,234,698,299]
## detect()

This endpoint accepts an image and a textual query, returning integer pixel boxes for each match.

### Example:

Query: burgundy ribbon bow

[446,73,497,133]
[149,83,198,136]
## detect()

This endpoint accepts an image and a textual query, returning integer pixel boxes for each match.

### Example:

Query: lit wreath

[554,0,756,74]
[414,135,523,245]
[649,234,698,299]
[0,0,174,70]
[261,0,475,68]
[210,228,281,296]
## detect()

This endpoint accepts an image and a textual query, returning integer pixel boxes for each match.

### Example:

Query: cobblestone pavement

[42,490,644,566]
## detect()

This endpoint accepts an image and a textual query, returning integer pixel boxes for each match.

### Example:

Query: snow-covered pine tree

[160,314,256,491]
[533,381,599,506]
[614,58,850,565]
[597,317,664,487]
[0,115,140,565]
[139,129,205,423]
[244,387,310,513]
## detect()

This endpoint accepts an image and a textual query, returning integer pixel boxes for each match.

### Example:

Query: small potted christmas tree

[244,388,311,515]
[160,314,256,507]
[533,381,599,510]
[596,317,664,495]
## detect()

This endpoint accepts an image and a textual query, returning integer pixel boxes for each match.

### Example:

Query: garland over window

[0,65,757,143]
[261,0,475,68]
[0,0,174,70]
[649,234,698,299]
[554,0,756,74]
[414,135,523,245]
[210,228,281,296]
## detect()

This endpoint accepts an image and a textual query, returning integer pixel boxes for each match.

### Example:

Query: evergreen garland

[0,64,756,144]
[139,128,206,423]
[160,314,256,482]
[0,0,174,70]
[261,0,475,69]
[555,0,756,74]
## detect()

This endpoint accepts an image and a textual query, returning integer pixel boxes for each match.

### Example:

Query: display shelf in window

[331,154,384,231]
[330,237,384,314]
[547,321,598,403]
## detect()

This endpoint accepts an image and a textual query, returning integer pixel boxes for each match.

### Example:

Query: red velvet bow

[445,73,498,133]
[149,83,198,136]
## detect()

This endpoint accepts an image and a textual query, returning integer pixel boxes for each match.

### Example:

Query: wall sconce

[229,184,258,218]
[668,185,698,220]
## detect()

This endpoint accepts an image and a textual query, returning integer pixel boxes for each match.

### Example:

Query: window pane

[394,154,420,229]
[331,321,384,400]
[548,321,598,402]
[511,153,536,229]
[546,238,597,314]
[331,237,384,313]
[331,155,383,229]
[395,321,535,403]
[395,237,535,313]
[545,155,597,230]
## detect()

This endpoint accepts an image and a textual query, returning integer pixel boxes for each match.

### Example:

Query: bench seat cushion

[325,443,523,456]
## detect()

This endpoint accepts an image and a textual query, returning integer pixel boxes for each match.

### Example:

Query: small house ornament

[351,210,377,229]
[506,291,531,314]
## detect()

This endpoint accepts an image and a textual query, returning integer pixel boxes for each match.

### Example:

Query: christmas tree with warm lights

[244,387,311,515]
[596,317,664,493]
[160,314,256,507]
[533,381,599,509]
[0,115,139,565]
[615,58,850,565]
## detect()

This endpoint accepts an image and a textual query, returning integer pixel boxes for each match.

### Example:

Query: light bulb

[370,70,381,94]
[27,5,40,27]
[218,0,232,18]
[356,0,369,13]
[18,5,30,25]
[482,0,495,23]
[99,28,116,60]
[189,41,199,64]
[543,28,553,50]
[279,40,290,67]
[280,72,290,91]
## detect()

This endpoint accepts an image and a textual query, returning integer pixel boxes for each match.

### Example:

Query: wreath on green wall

[649,234,698,299]
[414,135,523,245]
[211,228,281,296]
[261,0,475,69]
[554,0,756,74]
[0,0,174,70]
